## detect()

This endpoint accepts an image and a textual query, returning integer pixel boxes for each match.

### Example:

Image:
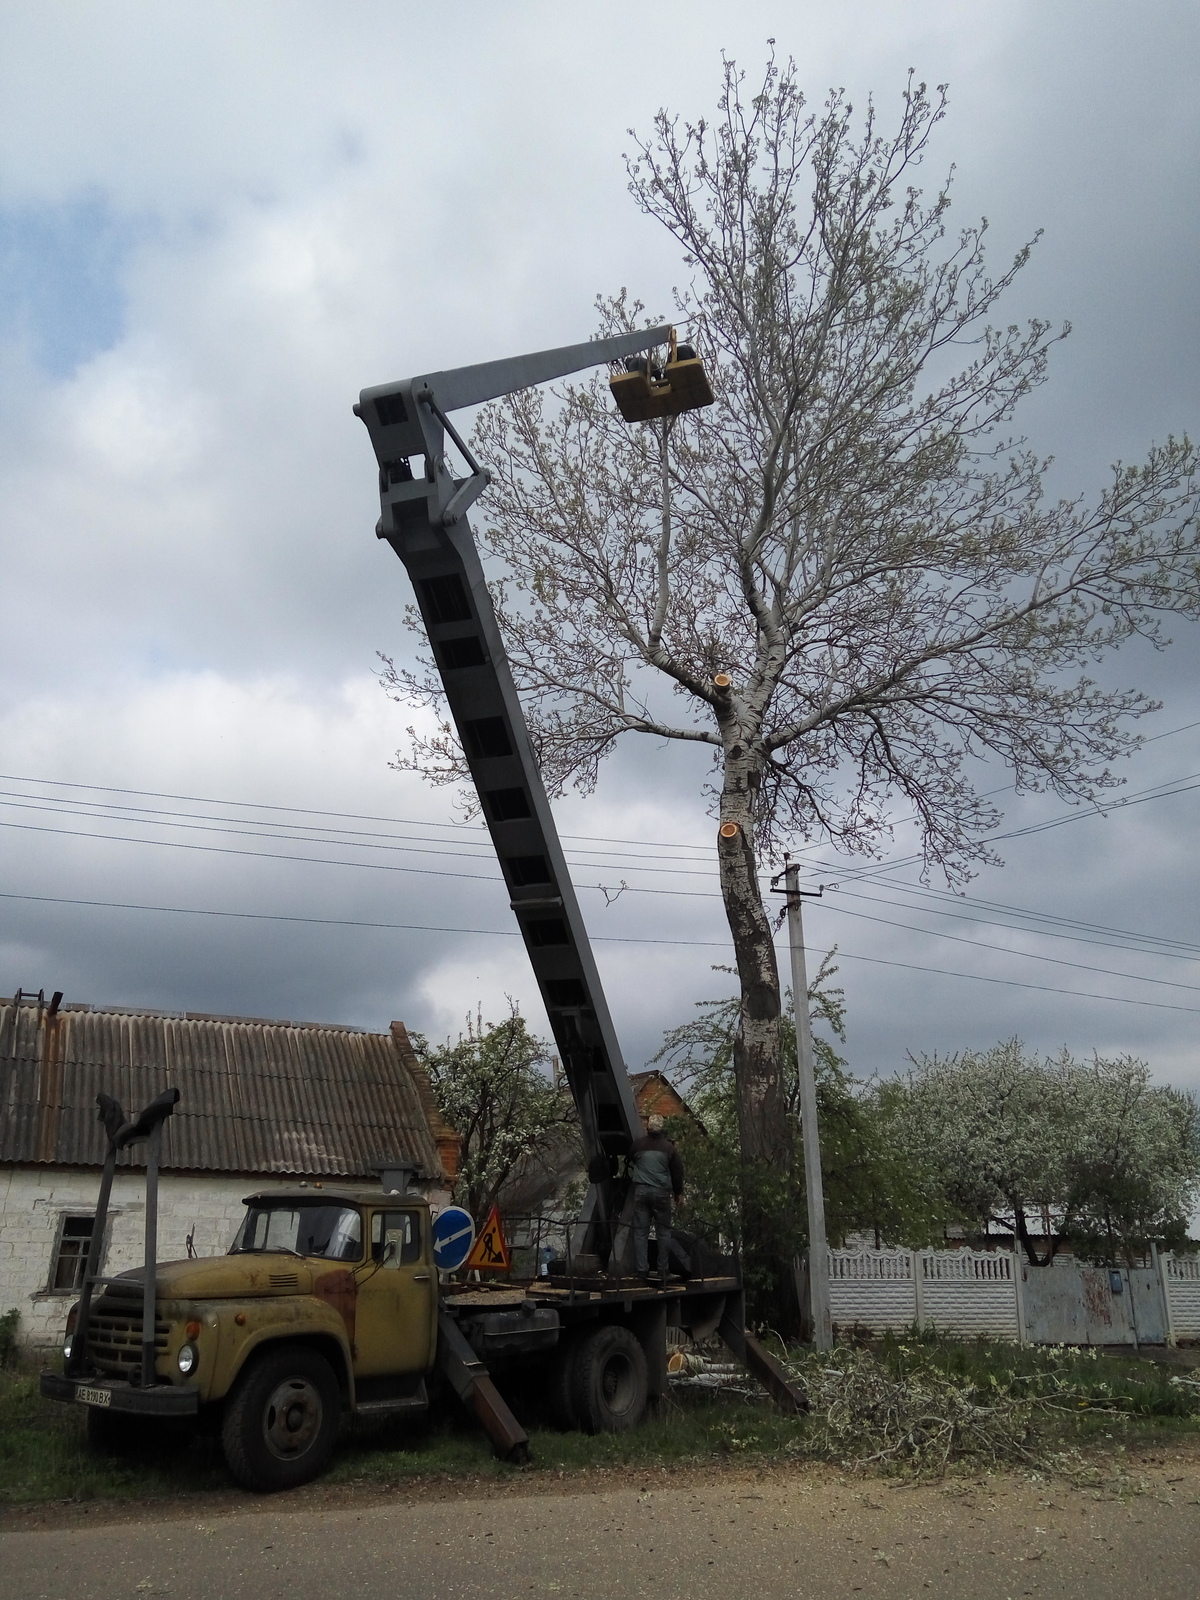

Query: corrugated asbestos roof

[0,997,456,1181]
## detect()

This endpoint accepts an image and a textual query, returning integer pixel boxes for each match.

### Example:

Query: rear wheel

[570,1324,648,1434]
[221,1346,341,1492]
[548,1332,583,1430]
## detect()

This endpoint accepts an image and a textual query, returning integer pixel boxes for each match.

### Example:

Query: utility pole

[784,859,832,1349]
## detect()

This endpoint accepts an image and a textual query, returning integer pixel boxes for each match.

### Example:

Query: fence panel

[827,1248,1196,1345]
[828,1249,917,1332]
[1166,1255,1200,1339]
[921,1250,1020,1338]
[1129,1268,1168,1345]
[1022,1264,1137,1345]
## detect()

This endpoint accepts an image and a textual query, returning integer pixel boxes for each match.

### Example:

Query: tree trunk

[1013,1201,1054,1266]
[715,743,788,1169]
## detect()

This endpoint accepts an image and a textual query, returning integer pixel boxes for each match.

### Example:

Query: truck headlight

[177,1343,198,1375]
[62,1334,73,1362]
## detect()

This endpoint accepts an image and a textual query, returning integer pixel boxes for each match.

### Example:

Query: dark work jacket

[627,1132,684,1196]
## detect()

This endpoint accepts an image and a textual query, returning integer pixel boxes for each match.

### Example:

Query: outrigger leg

[436,1311,530,1464]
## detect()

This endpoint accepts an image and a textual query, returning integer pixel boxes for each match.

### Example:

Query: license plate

[76,1385,111,1408]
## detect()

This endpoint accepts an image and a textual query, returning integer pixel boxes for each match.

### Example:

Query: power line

[816,898,1200,995]
[8,804,1200,977]
[0,888,722,948]
[814,764,1200,887]
[840,872,1200,958]
[835,886,1200,964]
[6,887,1200,1014]
[799,946,1200,1015]
[0,787,715,866]
[0,772,716,857]
[7,747,1200,986]
[0,796,716,878]
[6,704,1200,870]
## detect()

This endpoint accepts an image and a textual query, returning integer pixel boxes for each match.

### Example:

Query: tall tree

[387,55,1200,1200]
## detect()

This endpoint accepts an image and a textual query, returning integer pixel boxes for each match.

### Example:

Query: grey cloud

[1,2,1199,1103]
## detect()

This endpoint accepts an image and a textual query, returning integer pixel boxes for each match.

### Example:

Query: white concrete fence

[827,1247,1200,1345]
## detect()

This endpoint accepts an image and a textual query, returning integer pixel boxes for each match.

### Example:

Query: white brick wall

[0,1166,453,1350]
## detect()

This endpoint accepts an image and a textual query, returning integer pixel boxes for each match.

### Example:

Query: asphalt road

[4,1457,1200,1600]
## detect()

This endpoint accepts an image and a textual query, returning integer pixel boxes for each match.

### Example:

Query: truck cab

[225,1191,438,1385]
[48,1188,439,1491]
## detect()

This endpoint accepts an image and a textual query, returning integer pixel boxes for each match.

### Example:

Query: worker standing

[628,1114,685,1284]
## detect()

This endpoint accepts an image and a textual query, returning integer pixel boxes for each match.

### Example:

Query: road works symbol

[463,1205,511,1272]
[431,1206,476,1272]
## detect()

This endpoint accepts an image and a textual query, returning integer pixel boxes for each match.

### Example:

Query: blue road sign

[431,1205,476,1272]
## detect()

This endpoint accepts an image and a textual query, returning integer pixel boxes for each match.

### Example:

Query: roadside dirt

[4,1437,1199,1533]
[4,1446,1200,1600]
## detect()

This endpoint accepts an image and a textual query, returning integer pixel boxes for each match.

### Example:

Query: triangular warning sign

[463,1205,510,1272]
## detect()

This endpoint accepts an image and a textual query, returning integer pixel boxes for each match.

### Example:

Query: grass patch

[0,1363,789,1507]
[0,1368,229,1506]
[329,1383,797,1489]
[3,1337,1197,1506]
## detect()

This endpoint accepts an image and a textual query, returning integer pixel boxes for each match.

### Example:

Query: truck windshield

[230,1203,363,1262]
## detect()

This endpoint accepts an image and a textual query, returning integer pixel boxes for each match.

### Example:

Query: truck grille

[86,1307,170,1376]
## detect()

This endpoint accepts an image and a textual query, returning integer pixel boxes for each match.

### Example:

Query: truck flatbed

[443,1274,740,1309]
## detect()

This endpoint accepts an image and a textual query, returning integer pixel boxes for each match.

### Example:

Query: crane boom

[356,327,671,1254]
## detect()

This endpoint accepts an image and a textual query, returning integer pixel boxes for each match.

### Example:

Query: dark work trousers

[632,1184,673,1277]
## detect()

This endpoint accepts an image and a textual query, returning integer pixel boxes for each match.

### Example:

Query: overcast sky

[2,1,1200,1101]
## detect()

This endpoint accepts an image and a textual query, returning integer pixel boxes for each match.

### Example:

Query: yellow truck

[42,1164,771,1492]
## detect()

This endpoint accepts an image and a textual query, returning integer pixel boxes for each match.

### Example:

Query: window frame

[45,1211,100,1296]
[370,1208,424,1267]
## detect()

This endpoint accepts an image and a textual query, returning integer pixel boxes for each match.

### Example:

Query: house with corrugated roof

[0,992,459,1350]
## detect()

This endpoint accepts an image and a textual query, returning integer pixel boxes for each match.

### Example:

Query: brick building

[0,993,458,1350]
[627,1069,702,1131]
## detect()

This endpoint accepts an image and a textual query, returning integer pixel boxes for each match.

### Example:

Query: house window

[49,1215,95,1293]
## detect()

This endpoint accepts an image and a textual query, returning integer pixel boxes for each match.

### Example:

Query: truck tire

[221,1346,341,1492]
[548,1332,583,1430]
[570,1324,648,1434]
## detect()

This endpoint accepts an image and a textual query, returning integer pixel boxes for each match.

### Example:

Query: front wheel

[221,1346,341,1492]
